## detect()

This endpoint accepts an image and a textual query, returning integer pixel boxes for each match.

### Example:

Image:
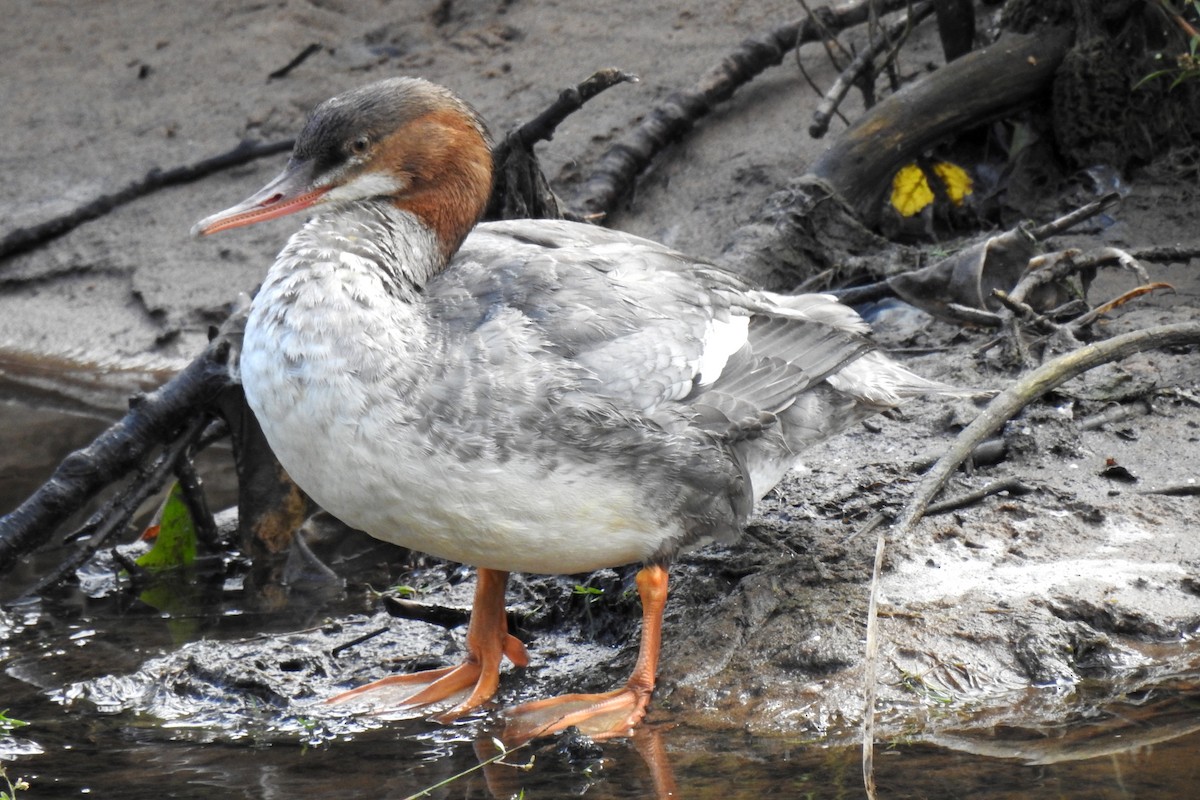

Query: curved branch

[894,321,1200,532]
[504,68,638,154]
[485,69,637,222]
[863,320,1200,788]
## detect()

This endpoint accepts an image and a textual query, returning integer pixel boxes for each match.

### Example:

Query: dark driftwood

[572,0,917,219]
[484,69,637,222]
[810,26,1074,224]
[21,414,215,598]
[719,25,1074,292]
[0,339,232,575]
[0,139,294,262]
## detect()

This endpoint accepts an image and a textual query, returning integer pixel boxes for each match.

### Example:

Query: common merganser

[194,77,950,741]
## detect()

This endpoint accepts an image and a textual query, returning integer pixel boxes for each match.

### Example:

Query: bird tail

[825,349,974,409]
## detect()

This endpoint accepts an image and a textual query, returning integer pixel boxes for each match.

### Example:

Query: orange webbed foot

[501,686,653,742]
[502,565,670,743]
[325,569,526,720]
[326,564,670,742]
[325,662,480,718]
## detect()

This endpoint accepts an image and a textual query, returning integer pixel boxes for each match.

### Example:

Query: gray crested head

[290,77,492,178]
[192,76,495,255]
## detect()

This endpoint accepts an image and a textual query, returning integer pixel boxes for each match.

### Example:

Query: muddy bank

[2,0,1200,761]
[43,294,1200,748]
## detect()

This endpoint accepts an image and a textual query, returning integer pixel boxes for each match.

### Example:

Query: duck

[193,76,952,741]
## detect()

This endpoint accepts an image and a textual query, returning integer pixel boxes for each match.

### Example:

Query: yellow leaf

[890,164,934,217]
[931,161,974,206]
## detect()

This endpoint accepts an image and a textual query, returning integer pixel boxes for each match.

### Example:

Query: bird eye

[349,135,370,155]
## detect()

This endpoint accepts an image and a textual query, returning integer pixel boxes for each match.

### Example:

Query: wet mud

[2,1,1200,797]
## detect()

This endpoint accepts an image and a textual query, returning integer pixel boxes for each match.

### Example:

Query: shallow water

[3,398,1200,799]
[4,648,1199,800]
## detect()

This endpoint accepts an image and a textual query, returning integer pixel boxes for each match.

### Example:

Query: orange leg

[326,567,528,719]
[501,564,669,742]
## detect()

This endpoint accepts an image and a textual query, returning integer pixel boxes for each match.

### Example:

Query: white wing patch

[695,314,749,386]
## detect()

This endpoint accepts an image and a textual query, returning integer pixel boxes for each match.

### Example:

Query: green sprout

[402,737,534,800]
[0,711,31,800]
[1138,1,1200,89]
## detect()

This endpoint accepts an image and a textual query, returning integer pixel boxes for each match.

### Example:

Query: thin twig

[401,738,533,800]
[800,0,855,62]
[812,1,936,138]
[329,626,390,658]
[943,302,1004,327]
[793,0,851,127]
[923,477,1033,515]
[268,43,323,80]
[173,444,220,549]
[992,289,1060,332]
[861,521,886,800]
[816,2,936,137]
[1027,193,1121,240]
[1068,282,1175,332]
[507,68,637,153]
[381,595,529,639]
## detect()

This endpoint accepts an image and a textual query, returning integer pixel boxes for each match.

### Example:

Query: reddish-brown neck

[385,109,493,264]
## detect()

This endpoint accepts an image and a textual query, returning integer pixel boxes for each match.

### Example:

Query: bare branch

[0,139,294,262]
[810,1,937,139]
[573,0,916,219]
[0,338,233,574]
[895,321,1200,532]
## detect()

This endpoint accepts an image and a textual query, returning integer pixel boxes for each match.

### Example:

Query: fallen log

[0,337,232,575]
[810,26,1073,224]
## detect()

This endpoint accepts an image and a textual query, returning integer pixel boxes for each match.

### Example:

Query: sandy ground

[4,0,1200,749]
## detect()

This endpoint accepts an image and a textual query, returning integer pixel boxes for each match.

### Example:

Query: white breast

[243,350,675,573]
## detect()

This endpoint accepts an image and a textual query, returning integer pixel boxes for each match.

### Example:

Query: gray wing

[423,218,951,548]
[430,218,874,435]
